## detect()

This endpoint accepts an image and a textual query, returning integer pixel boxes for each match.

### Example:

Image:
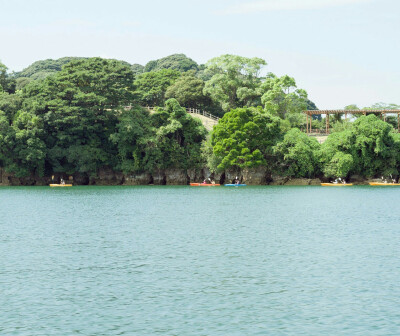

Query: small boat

[369,182,400,186]
[321,183,353,186]
[49,184,73,187]
[224,184,247,187]
[190,183,220,186]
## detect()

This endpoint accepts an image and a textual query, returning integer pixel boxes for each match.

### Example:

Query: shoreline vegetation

[1,54,400,186]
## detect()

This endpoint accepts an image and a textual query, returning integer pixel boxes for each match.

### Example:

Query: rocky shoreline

[0,167,383,186]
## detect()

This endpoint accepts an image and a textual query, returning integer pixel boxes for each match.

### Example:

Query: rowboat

[369,182,400,186]
[224,184,247,187]
[190,183,220,186]
[321,183,353,186]
[49,184,73,187]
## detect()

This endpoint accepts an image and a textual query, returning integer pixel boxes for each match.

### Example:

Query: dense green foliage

[1,54,399,182]
[144,54,198,73]
[134,69,181,106]
[0,57,210,179]
[112,99,206,173]
[273,128,319,178]
[204,55,266,112]
[14,57,85,80]
[131,63,144,76]
[211,107,282,170]
[0,62,16,93]
[318,115,400,178]
[164,71,213,111]
[260,74,308,120]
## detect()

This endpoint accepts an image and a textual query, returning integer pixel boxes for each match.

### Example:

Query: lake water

[1,186,400,335]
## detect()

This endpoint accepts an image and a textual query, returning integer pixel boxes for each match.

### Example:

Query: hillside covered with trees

[0,54,399,185]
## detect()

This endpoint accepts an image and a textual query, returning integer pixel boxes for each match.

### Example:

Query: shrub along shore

[1,55,400,186]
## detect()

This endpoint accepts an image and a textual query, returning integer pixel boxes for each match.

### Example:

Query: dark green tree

[144,54,198,73]
[131,63,144,76]
[134,69,180,106]
[0,62,16,94]
[110,106,153,173]
[21,57,136,176]
[147,99,207,170]
[0,109,46,177]
[0,92,23,121]
[14,57,85,81]
[164,71,214,109]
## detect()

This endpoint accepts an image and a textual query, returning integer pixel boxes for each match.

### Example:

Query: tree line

[0,55,399,181]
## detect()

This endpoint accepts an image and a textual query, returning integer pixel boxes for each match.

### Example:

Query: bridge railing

[300,128,329,135]
[132,106,220,121]
[185,108,220,121]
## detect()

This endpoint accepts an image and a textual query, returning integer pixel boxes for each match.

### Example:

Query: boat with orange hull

[321,183,353,186]
[190,183,220,186]
[49,184,73,187]
[369,182,400,186]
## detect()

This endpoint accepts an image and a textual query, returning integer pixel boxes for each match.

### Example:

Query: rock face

[165,168,188,185]
[187,168,204,183]
[284,178,314,186]
[0,168,10,186]
[152,169,166,185]
[242,167,268,185]
[212,171,224,184]
[124,172,152,185]
[309,178,322,186]
[225,168,242,184]
[8,175,36,186]
[90,167,124,185]
[0,166,347,186]
[269,174,288,185]
[73,173,90,185]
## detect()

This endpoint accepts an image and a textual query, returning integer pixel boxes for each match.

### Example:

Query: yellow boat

[49,184,73,187]
[369,182,400,186]
[321,183,353,186]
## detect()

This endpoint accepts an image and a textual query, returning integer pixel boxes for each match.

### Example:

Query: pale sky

[1,0,399,109]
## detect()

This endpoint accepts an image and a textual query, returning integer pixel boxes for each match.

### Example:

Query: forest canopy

[1,54,399,183]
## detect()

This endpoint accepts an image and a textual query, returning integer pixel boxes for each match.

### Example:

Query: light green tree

[322,152,354,179]
[344,104,359,110]
[318,115,400,178]
[273,128,320,178]
[211,107,282,170]
[260,74,308,121]
[203,55,266,111]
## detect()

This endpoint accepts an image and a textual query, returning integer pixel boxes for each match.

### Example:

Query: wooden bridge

[304,109,400,135]
[142,106,220,131]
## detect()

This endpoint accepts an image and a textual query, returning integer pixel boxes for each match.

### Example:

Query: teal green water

[1,186,400,335]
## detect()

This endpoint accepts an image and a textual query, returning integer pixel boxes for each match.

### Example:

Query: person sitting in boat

[342,179,346,184]
[60,178,65,185]
[211,179,215,185]
[235,176,240,185]
[332,179,338,184]
[202,179,207,184]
